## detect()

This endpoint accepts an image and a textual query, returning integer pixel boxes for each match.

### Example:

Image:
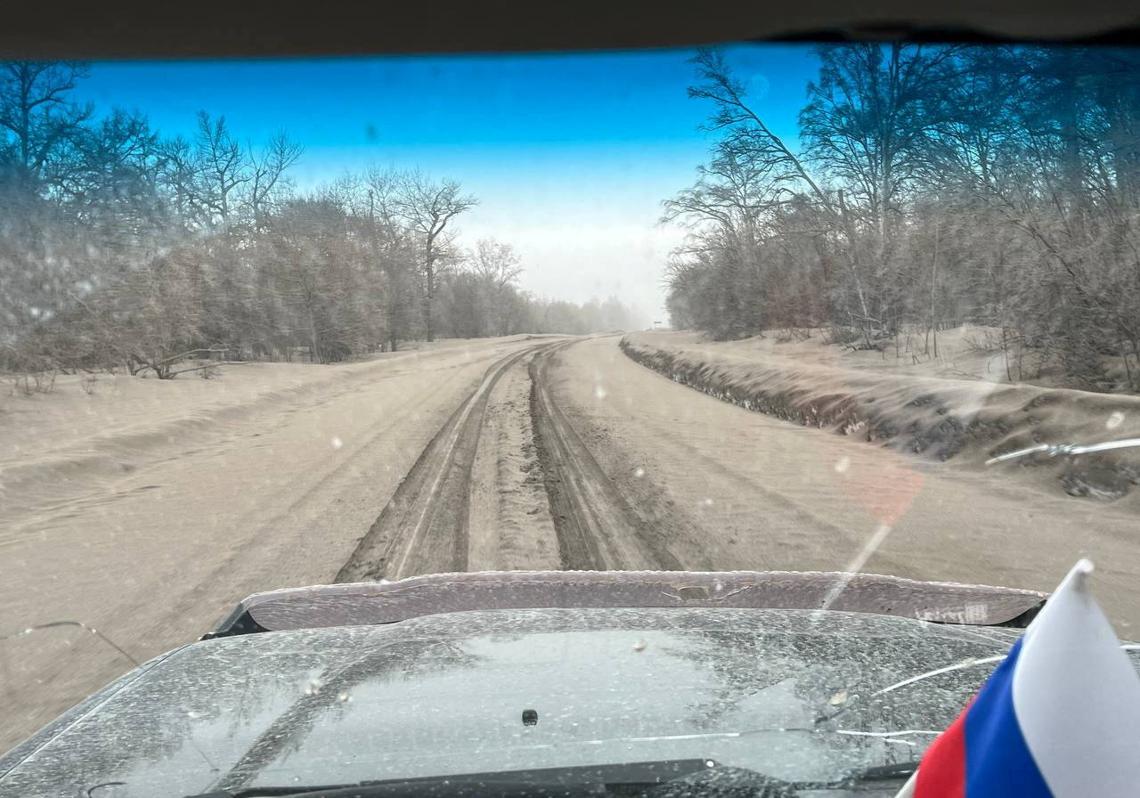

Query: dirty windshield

[2,43,1140,786]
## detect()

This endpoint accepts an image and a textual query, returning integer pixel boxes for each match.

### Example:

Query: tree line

[0,62,641,378]
[663,45,1140,392]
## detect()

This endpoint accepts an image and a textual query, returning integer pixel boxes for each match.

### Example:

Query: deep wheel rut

[335,342,558,581]
[529,340,704,571]
[336,336,705,581]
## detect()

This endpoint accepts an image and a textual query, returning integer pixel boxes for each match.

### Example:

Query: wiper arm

[640,759,920,795]
[188,756,921,798]
[835,760,919,784]
[186,759,720,798]
[188,788,356,798]
[986,436,1140,465]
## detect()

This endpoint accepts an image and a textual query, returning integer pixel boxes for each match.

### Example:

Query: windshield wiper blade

[188,789,352,798]
[185,759,720,798]
[837,760,920,783]
[187,757,924,798]
[986,436,1140,465]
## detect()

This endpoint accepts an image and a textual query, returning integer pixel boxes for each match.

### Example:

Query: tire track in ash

[336,341,560,582]
[530,340,707,571]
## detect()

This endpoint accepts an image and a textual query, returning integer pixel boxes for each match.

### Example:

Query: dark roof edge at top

[1,1,1139,60]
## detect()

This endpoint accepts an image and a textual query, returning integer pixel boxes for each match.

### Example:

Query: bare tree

[194,112,249,226]
[386,170,477,341]
[469,238,523,335]
[0,63,663,376]
[684,49,878,343]
[666,44,1140,391]
[248,132,303,229]
[0,61,91,184]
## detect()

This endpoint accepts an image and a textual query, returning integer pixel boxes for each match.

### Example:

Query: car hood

[0,607,1037,797]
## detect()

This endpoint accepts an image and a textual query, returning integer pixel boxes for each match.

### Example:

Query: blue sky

[76,45,820,319]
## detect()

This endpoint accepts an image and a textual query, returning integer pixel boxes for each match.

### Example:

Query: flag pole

[893,770,917,797]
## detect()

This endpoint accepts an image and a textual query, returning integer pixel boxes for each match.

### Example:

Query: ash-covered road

[4,333,1140,752]
[311,332,1140,635]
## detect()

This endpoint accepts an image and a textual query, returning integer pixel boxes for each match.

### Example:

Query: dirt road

[0,337,555,750]
[4,333,1140,751]
[543,337,1140,627]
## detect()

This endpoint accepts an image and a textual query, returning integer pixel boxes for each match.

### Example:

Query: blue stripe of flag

[963,637,1054,797]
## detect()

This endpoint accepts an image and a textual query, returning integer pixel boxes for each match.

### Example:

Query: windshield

[2,41,1140,794]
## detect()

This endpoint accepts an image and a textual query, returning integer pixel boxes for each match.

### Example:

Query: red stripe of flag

[915,706,968,797]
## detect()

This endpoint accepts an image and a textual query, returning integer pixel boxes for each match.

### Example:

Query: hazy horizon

[73,46,820,323]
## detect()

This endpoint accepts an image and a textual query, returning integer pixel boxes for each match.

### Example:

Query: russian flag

[897,560,1140,797]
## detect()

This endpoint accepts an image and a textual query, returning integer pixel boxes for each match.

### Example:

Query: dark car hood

[0,607,1031,797]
